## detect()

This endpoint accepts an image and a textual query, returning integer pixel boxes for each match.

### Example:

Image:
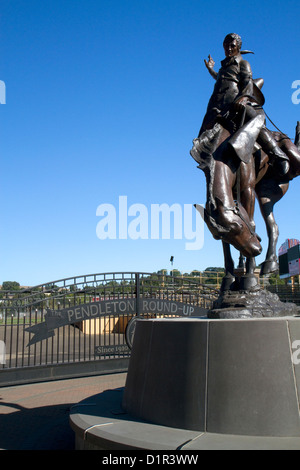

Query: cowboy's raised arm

[204,55,217,80]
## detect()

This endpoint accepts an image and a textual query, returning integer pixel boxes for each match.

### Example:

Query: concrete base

[123,317,300,437]
[70,317,300,449]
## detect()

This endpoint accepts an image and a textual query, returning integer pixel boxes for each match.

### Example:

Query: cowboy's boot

[258,126,290,176]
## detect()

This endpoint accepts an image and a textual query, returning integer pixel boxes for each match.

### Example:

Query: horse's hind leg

[259,200,280,275]
[256,180,288,275]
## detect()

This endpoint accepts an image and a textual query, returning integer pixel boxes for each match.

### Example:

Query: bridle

[223,200,260,241]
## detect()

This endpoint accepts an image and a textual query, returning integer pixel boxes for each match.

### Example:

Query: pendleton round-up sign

[25,298,208,348]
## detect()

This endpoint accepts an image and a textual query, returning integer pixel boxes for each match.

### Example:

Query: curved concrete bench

[69,388,300,450]
[70,317,300,450]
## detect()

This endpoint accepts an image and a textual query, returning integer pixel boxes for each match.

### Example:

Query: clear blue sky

[1,0,300,286]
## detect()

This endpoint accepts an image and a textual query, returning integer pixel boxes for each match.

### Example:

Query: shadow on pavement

[0,400,75,450]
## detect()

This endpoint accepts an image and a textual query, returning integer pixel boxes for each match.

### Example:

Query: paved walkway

[0,373,127,450]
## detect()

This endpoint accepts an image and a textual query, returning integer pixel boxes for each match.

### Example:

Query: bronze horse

[191,119,300,291]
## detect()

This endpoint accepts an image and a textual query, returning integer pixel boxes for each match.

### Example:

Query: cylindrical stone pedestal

[122,317,300,437]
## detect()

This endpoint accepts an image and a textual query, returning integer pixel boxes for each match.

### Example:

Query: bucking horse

[190,105,300,291]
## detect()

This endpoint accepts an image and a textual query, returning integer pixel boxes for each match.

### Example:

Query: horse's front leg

[221,241,236,291]
[246,256,256,275]
[236,256,259,290]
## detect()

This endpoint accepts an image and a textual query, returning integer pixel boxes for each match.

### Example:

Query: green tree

[2,281,20,291]
[268,273,285,285]
[190,270,201,277]
[170,269,181,277]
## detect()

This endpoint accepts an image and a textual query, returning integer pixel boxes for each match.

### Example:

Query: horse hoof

[220,275,235,291]
[239,275,259,291]
[260,260,279,276]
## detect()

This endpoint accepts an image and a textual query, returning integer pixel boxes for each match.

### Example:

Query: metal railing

[0,272,219,385]
[266,284,300,306]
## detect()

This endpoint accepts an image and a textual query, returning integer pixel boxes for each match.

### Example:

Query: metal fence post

[135,273,140,316]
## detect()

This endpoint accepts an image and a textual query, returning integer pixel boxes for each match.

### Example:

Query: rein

[264,111,292,141]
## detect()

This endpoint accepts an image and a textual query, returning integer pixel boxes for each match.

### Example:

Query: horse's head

[205,199,262,258]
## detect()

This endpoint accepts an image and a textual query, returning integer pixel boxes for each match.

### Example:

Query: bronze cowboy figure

[190,33,300,292]
[196,33,289,175]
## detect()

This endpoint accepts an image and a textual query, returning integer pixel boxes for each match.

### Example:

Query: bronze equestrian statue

[190,33,300,293]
